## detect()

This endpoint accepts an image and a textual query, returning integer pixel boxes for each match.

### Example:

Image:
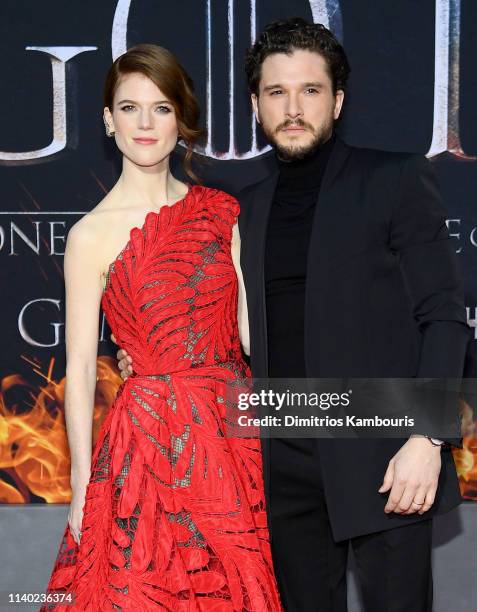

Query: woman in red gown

[41,44,281,611]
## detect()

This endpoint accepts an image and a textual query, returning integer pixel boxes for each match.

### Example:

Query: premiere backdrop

[1,0,476,504]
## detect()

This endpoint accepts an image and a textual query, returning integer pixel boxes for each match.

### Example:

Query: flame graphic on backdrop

[0,360,476,502]
[0,356,121,503]
[454,399,477,500]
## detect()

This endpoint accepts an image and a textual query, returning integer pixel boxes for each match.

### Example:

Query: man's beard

[262,116,333,162]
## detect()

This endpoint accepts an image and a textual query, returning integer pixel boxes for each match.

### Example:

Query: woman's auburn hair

[104,43,204,182]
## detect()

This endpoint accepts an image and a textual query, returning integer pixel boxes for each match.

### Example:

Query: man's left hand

[378,435,441,515]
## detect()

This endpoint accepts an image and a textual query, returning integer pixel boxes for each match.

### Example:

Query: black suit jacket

[237,137,471,541]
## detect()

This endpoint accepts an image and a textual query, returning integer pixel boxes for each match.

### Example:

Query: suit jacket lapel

[320,136,353,192]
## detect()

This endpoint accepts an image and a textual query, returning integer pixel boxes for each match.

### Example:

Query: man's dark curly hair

[245,17,350,96]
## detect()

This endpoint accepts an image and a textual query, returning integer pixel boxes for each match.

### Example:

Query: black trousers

[269,438,433,612]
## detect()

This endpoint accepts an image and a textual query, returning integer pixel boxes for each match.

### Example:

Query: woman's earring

[103,116,115,137]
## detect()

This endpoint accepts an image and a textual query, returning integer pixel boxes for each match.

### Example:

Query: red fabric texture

[41,186,282,611]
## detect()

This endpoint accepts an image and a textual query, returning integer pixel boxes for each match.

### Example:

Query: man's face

[251,49,344,161]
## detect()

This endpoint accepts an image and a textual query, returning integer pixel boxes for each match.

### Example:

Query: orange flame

[0,356,121,503]
[452,399,477,499]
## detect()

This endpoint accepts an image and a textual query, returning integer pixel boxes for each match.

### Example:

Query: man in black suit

[116,17,470,611]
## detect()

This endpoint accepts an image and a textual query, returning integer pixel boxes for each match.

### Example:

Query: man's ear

[333,90,345,120]
[251,94,260,124]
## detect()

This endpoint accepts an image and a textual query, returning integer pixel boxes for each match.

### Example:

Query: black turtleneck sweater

[265,134,335,378]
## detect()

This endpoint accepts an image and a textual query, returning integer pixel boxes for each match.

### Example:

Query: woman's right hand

[68,480,89,545]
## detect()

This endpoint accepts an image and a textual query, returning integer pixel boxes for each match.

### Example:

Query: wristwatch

[427,437,444,447]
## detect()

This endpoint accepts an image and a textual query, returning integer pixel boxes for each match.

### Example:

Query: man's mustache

[275,119,315,133]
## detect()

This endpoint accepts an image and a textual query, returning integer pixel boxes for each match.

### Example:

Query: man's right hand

[111,333,133,380]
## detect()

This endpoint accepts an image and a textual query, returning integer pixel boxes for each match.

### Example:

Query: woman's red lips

[133,137,158,144]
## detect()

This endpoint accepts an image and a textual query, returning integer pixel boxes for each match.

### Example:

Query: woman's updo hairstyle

[104,44,204,181]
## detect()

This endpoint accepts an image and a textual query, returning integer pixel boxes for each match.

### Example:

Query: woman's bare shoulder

[66,192,120,252]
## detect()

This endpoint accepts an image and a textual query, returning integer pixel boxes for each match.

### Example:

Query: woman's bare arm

[231,222,250,356]
[63,220,103,487]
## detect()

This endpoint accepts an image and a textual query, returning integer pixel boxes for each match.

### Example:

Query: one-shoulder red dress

[40,186,282,611]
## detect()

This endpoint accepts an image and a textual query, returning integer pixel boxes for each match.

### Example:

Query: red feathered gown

[40,186,282,611]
